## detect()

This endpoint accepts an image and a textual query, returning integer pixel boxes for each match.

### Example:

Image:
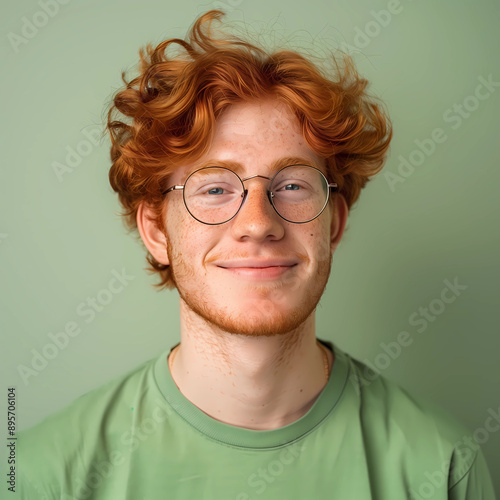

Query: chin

[177,267,330,337]
[191,295,314,337]
[212,315,305,337]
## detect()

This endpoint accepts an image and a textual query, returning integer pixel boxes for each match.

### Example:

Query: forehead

[173,100,327,182]
[182,156,326,181]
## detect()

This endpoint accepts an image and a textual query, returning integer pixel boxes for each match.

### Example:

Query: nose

[229,178,285,242]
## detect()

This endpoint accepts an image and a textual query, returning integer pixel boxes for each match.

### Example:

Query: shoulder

[17,353,162,497]
[22,354,157,434]
[340,348,483,488]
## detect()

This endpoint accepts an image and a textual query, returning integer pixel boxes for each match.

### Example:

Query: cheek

[165,201,193,246]
[304,221,332,263]
[166,213,219,265]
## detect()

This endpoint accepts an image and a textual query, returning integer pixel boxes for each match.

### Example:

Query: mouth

[217,263,297,280]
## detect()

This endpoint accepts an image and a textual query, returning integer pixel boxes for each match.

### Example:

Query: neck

[168,299,334,430]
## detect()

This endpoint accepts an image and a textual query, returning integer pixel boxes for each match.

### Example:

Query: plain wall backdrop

[1,0,499,495]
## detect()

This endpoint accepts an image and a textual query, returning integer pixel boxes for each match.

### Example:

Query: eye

[208,187,224,195]
[275,182,305,192]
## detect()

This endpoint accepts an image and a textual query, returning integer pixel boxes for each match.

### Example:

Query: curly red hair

[106,9,392,291]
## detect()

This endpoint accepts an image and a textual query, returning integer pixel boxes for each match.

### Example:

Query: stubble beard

[166,234,333,338]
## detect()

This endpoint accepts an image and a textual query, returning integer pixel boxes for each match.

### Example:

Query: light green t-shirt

[14,339,496,499]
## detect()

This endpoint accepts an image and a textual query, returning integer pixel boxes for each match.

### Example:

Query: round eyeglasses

[161,164,338,225]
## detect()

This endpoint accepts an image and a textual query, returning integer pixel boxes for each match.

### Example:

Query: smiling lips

[216,260,298,280]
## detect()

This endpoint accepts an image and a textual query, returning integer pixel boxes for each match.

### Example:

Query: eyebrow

[182,156,324,182]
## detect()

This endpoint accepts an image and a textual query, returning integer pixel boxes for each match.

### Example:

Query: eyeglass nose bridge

[237,174,276,216]
[241,174,271,183]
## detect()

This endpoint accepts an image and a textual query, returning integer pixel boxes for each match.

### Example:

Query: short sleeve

[448,448,497,500]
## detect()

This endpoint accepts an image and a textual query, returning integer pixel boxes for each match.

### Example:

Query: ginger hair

[106,9,392,290]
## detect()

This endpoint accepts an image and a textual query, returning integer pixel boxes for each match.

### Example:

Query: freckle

[310,234,313,237]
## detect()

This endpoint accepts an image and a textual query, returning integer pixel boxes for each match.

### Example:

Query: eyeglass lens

[183,166,329,224]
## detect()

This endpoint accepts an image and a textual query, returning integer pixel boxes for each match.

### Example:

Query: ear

[136,202,169,266]
[329,194,348,254]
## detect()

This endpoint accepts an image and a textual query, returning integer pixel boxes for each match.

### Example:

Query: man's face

[161,99,345,337]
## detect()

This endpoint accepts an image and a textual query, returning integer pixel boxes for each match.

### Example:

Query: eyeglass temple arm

[162,185,184,195]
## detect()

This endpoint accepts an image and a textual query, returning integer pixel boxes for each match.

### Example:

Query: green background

[1,0,499,494]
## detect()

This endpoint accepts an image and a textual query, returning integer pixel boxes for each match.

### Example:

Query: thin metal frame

[161,164,338,225]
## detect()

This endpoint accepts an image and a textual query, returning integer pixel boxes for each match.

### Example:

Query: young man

[17,10,495,499]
